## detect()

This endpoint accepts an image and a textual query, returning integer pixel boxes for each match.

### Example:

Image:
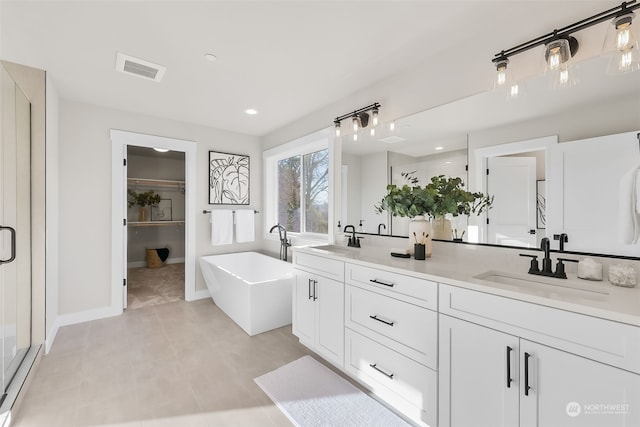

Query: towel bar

[203,209,259,214]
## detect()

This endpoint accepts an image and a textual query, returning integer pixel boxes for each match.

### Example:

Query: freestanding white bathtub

[199,252,293,336]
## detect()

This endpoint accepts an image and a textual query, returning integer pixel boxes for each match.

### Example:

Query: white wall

[58,100,262,317]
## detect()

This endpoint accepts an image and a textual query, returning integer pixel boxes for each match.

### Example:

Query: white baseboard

[187,289,210,302]
[45,319,60,354]
[127,257,185,269]
[56,305,121,329]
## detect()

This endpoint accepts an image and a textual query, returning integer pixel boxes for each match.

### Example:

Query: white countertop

[294,244,640,327]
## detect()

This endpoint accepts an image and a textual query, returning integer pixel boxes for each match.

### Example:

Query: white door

[487,156,537,247]
[520,340,640,427]
[292,270,315,345]
[315,276,344,365]
[439,315,520,427]
[0,66,32,394]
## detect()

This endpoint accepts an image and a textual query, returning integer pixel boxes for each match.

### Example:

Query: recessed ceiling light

[435,146,444,150]
[445,161,452,164]
[204,53,217,62]
[245,108,258,115]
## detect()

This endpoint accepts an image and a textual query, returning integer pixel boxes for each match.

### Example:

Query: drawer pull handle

[369,315,395,327]
[506,346,513,388]
[369,363,394,379]
[524,352,532,396]
[308,278,313,300]
[369,278,394,287]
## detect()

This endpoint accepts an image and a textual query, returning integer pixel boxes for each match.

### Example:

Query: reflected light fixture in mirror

[153,147,169,152]
[605,8,640,73]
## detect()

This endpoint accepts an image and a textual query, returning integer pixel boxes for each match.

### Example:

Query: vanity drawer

[294,251,344,282]
[345,328,437,427]
[345,263,437,310]
[440,283,640,374]
[345,284,437,368]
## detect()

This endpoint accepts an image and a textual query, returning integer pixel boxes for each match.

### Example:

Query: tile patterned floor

[12,299,319,427]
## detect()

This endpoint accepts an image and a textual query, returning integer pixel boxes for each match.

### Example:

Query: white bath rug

[254,355,412,427]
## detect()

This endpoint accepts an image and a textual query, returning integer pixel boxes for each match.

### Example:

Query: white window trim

[263,127,333,243]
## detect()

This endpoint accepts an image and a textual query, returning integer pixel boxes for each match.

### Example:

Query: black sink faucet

[540,237,552,274]
[269,224,291,261]
[378,223,386,235]
[519,236,577,279]
[343,225,361,248]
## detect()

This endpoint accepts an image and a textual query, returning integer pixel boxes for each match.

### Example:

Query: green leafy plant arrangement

[127,190,161,208]
[375,172,493,218]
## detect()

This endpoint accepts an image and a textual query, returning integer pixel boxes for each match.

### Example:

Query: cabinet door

[316,276,344,366]
[520,340,640,427]
[292,270,315,345]
[439,315,519,427]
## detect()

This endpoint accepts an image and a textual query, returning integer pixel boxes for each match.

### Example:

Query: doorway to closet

[110,130,198,315]
[126,146,185,309]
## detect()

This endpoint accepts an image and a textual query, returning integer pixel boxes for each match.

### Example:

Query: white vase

[408,215,432,257]
[432,216,452,240]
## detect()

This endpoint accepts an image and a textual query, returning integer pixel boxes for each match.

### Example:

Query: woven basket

[145,249,165,268]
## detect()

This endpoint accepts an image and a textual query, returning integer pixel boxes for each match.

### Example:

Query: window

[277,149,329,234]
[263,127,332,240]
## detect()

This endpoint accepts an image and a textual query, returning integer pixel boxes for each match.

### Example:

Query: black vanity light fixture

[493,1,640,91]
[334,102,381,141]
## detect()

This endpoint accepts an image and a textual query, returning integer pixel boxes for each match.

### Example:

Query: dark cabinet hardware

[369,278,394,287]
[506,346,513,388]
[308,278,313,300]
[524,352,532,396]
[313,279,318,301]
[369,315,395,327]
[369,363,394,379]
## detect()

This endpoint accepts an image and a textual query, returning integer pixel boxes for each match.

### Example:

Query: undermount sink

[307,244,359,257]
[474,270,610,297]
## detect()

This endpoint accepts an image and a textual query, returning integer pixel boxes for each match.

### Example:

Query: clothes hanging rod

[202,209,259,214]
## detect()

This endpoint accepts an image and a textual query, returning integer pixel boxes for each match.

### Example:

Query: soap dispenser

[356,220,365,233]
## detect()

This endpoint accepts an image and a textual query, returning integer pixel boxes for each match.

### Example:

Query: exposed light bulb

[494,58,509,88]
[614,13,636,51]
[372,108,379,126]
[334,121,341,137]
[388,121,395,132]
[352,116,359,133]
[510,84,520,98]
[370,128,375,137]
[548,46,561,70]
[353,133,358,142]
[559,69,569,85]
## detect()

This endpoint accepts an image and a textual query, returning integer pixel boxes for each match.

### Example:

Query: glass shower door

[0,65,32,398]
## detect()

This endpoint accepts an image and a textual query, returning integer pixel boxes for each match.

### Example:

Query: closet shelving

[127,177,185,227]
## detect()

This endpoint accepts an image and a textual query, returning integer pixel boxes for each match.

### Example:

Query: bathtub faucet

[269,224,291,261]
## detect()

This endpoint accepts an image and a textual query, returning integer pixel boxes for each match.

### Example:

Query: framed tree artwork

[209,151,250,205]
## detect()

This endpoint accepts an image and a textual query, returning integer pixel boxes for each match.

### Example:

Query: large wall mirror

[339,55,640,258]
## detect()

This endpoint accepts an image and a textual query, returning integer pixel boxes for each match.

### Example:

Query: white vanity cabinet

[439,284,640,427]
[344,263,438,427]
[292,252,345,366]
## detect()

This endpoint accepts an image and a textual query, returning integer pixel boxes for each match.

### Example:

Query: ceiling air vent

[115,52,166,82]
[379,136,406,144]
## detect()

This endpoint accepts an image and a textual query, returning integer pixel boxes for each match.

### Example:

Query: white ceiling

[1,1,623,137]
